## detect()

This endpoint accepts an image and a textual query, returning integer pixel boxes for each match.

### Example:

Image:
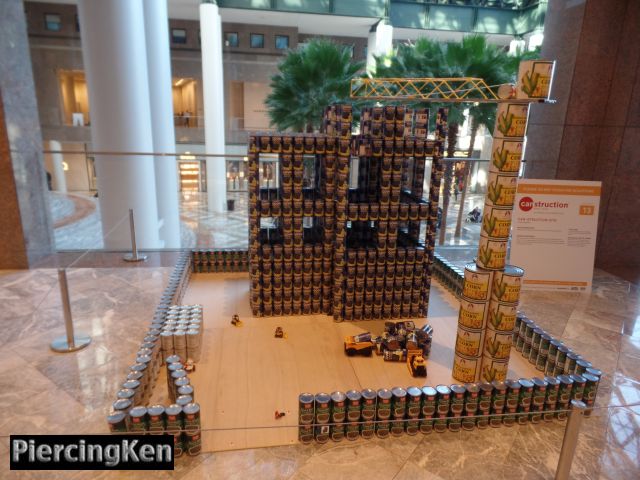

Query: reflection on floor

[49,191,484,251]
[0,265,638,479]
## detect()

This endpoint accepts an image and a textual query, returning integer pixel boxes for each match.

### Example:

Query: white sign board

[510,179,601,292]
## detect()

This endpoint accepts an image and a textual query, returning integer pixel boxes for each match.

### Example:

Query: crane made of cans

[350,61,555,384]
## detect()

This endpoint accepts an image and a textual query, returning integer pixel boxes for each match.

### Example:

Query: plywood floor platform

[173,273,538,452]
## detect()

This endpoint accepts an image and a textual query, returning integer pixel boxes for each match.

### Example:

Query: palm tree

[265,39,364,132]
[374,35,512,240]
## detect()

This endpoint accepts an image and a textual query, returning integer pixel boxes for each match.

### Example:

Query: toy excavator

[407,350,427,377]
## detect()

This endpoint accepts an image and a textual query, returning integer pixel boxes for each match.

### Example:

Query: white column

[77,0,160,248]
[366,19,394,74]
[200,2,227,213]
[143,0,181,248]
[49,140,67,193]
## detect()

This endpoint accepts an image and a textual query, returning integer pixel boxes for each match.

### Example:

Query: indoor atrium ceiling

[26,0,513,44]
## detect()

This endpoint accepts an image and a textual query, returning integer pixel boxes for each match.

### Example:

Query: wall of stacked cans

[247,105,448,320]
[106,252,203,457]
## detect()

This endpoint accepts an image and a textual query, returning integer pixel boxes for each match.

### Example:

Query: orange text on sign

[579,205,595,216]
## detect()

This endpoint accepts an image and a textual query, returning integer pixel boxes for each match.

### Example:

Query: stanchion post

[50,268,91,353]
[554,400,587,480]
[124,208,147,262]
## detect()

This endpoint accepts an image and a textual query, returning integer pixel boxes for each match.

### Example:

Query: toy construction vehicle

[407,350,427,377]
[231,314,242,327]
[274,327,284,338]
[344,332,374,357]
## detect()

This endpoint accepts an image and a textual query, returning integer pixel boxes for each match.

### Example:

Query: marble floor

[0,265,638,479]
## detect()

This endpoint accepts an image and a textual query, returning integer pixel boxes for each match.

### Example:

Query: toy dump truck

[407,350,427,377]
[344,332,374,356]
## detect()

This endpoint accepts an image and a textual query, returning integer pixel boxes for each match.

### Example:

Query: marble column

[200,2,227,214]
[77,0,161,249]
[0,0,55,269]
[49,140,67,193]
[143,0,181,248]
[366,19,393,74]
[524,0,640,278]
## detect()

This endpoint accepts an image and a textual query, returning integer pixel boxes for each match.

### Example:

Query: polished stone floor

[0,265,638,479]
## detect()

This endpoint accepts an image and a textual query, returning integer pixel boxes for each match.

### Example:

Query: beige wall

[243,82,271,130]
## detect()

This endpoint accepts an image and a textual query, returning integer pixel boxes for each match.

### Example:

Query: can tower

[247,105,447,320]
[452,60,556,382]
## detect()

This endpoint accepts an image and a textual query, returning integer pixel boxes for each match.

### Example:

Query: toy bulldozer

[407,350,427,377]
[344,332,374,357]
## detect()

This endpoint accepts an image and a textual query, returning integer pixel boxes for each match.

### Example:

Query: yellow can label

[463,277,490,301]
[517,61,555,99]
[452,355,481,383]
[458,300,488,329]
[494,104,529,137]
[477,235,507,270]
[455,328,485,357]
[484,328,513,359]
[487,302,517,331]
[482,206,512,238]
[491,139,523,173]
[486,173,518,207]
[492,275,522,304]
[480,356,509,383]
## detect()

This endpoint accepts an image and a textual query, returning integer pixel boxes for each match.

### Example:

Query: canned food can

[536,351,548,372]
[377,389,392,420]
[449,385,466,416]
[165,404,183,432]
[457,298,489,330]
[128,406,148,433]
[478,383,493,411]
[556,346,570,371]
[494,103,529,137]
[361,421,375,439]
[346,390,362,422]
[491,266,524,303]
[542,375,560,419]
[557,374,574,407]
[482,205,512,239]
[345,422,360,441]
[490,138,524,174]
[331,391,347,423]
[375,420,390,438]
[147,405,165,433]
[421,386,437,418]
[489,381,507,427]
[107,412,128,433]
[314,393,331,424]
[315,424,330,443]
[564,352,580,375]
[434,413,448,433]
[330,423,345,442]
[582,373,600,416]
[435,385,451,415]
[575,359,593,375]
[569,374,586,401]
[452,354,481,384]
[183,403,201,433]
[516,60,555,100]
[455,325,485,357]
[477,234,508,270]
[483,326,513,360]
[487,301,517,332]
[485,172,519,209]
[406,386,422,418]
[462,263,493,301]
[299,425,314,444]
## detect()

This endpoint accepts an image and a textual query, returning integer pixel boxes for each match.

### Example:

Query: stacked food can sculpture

[247,104,447,320]
[453,60,556,383]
